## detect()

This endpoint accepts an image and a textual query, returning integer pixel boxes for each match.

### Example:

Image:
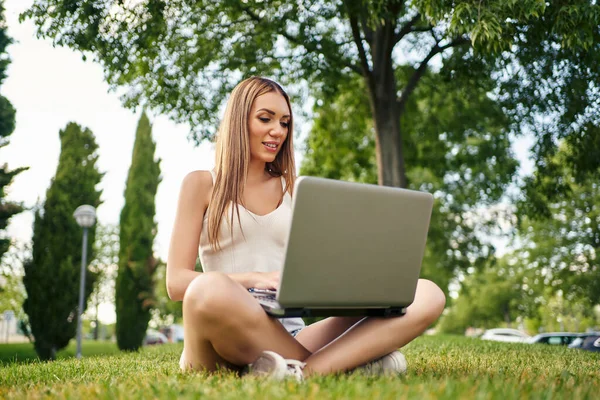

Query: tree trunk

[372,93,407,188]
[367,21,407,188]
[503,306,511,328]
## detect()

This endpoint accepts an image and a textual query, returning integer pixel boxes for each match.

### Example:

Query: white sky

[1,0,534,323]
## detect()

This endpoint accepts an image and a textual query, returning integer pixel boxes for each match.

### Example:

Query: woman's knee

[414,279,446,325]
[183,272,239,321]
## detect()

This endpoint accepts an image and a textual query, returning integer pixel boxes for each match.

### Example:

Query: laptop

[249,176,434,318]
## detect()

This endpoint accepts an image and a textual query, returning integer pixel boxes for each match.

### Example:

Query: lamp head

[73,205,96,228]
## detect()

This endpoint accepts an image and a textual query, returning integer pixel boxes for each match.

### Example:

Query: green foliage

[531,290,600,333]
[151,260,182,327]
[22,122,102,360]
[0,272,24,315]
[438,257,533,334]
[21,1,600,163]
[301,63,518,291]
[88,224,119,339]
[300,77,377,184]
[518,142,600,305]
[116,112,161,351]
[0,241,29,318]
[0,0,27,261]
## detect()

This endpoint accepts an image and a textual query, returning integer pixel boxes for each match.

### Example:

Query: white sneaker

[248,351,305,381]
[355,350,407,376]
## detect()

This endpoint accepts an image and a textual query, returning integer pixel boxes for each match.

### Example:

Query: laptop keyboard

[252,293,279,307]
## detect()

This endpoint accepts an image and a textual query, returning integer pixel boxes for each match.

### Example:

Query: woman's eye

[259,117,270,123]
[281,122,289,128]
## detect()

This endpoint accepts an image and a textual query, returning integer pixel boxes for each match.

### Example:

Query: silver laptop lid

[278,176,433,308]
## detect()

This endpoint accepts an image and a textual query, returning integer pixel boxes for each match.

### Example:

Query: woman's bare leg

[299,279,446,376]
[181,271,311,371]
[295,317,364,353]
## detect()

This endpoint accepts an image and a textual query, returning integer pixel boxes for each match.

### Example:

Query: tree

[518,142,600,305]
[437,256,534,334]
[300,70,518,291]
[0,0,27,261]
[0,241,30,316]
[88,223,119,340]
[22,0,600,188]
[116,112,161,351]
[22,123,102,360]
[150,260,181,328]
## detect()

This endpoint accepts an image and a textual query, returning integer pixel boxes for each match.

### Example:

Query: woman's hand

[249,271,280,290]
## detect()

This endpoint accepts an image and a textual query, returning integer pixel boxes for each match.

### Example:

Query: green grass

[1,335,599,399]
[0,341,121,365]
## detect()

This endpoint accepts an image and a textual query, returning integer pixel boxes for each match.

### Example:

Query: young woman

[166,76,446,380]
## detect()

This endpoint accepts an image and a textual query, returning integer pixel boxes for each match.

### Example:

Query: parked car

[143,329,169,346]
[480,328,530,343]
[578,335,600,352]
[160,324,184,343]
[568,333,600,351]
[526,332,583,346]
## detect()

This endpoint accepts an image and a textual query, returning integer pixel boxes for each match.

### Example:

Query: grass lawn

[1,335,599,399]
[0,340,121,365]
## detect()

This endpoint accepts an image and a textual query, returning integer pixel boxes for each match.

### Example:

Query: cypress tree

[23,122,102,360]
[0,0,27,260]
[116,112,161,351]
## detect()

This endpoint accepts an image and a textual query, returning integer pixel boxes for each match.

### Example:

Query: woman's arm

[166,171,212,301]
[166,171,281,301]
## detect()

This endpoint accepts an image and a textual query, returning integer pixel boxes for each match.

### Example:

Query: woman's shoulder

[182,170,214,187]
[179,170,214,204]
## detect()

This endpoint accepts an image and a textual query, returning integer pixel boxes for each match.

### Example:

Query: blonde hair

[208,77,296,250]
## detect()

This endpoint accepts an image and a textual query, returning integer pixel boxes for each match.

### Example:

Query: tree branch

[394,14,426,44]
[397,37,470,111]
[348,14,372,77]
[240,5,359,75]
[360,15,374,45]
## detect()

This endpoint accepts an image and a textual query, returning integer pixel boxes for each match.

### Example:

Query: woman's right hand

[248,271,280,290]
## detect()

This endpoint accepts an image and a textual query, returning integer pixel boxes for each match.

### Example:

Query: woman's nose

[270,125,285,137]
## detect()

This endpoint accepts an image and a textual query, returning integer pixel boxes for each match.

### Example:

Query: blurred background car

[159,324,184,343]
[480,328,530,343]
[143,329,169,346]
[568,333,600,351]
[526,332,583,346]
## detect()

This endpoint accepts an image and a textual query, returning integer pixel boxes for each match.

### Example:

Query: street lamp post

[73,205,96,359]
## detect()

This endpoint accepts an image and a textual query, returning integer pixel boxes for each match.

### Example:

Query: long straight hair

[208,77,296,250]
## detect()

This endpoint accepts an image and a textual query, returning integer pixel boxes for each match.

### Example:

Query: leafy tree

[151,257,201,328]
[0,241,30,316]
[437,256,534,334]
[88,223,119,340]
[0,273,25,315]
[301,70,518,291]
[22,0,600,188]
[116,112,161,351]
[0,0,27,261]
[151,261,180,328]
[22,123,102,360]
[524,289,599,334]
[518,142,600,305]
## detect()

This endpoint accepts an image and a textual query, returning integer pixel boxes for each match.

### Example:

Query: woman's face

[248,91,290,164]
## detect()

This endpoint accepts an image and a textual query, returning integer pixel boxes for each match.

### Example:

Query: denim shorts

[290,328,303,338]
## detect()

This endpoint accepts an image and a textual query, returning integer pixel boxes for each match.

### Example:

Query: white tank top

[198,170,305,333]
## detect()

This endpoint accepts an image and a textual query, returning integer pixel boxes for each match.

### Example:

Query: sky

[1,0,534,323]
